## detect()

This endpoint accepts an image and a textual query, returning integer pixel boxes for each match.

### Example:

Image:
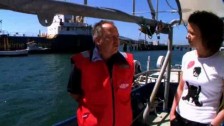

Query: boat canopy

[177,0,224,24]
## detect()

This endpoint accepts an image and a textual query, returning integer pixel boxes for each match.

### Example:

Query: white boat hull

[0,49,28,56]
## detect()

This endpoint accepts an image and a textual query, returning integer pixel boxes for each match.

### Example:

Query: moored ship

[0,14,94,53]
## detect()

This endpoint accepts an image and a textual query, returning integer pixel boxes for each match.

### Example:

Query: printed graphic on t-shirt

[187,61,195,69]
[193,67,201,77]
[182,81,203,107]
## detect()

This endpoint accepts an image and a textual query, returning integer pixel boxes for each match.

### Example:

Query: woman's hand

[169,112,176,121]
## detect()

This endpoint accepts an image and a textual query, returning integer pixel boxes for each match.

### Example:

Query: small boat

[0,49,28,57]
[26,41,51,54]
[0,34,28,56]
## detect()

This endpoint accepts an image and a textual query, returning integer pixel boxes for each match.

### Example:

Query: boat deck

[149,112,170,126]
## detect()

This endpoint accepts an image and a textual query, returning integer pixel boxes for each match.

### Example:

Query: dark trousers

[170,112,210,126]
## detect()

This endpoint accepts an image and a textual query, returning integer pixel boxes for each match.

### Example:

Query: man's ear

[94,37,101,45]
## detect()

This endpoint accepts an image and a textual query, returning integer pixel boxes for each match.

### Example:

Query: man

[67,20,134,126]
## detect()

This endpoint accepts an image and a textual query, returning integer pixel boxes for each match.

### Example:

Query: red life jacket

[71,51,134,126]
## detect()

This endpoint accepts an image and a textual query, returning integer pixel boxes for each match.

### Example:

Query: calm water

[0,49,188,126]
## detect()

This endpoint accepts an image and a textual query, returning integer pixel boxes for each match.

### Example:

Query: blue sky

[0,0,188,45]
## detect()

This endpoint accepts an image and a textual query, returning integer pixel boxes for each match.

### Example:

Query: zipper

[110,77,115,126]
[105,60,115,126]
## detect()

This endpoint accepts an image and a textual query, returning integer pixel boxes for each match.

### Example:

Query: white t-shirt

[176,50,224,123]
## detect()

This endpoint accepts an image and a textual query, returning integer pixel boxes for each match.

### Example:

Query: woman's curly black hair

[188,11,224,53]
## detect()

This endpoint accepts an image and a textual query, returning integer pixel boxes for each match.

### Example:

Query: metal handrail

[142,21,178,124]
[142,51,171,123]
[131,66,182,124]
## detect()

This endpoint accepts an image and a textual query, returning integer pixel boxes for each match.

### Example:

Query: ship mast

[82,0,88,23]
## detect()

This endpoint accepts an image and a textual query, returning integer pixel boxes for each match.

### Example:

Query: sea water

[0,50,188,126]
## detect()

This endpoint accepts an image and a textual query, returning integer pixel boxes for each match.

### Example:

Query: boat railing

[134,68,181,85]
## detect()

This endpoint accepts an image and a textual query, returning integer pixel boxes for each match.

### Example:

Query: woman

[170,11,224,126]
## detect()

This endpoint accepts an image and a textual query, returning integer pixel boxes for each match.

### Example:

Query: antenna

[0,20,2,32]
[84,0,87,5]
[156,0,159,20]
[132,0,135,16]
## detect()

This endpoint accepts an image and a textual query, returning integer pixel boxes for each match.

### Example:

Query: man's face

[98,23,120,58]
